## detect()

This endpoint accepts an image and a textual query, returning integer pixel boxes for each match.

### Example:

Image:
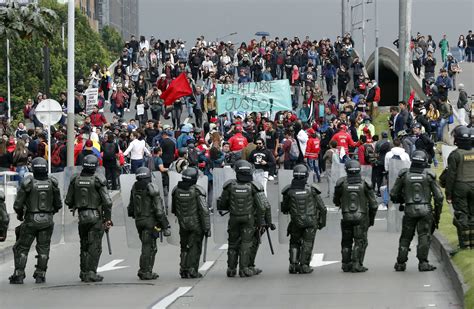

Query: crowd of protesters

[0,31,470,204]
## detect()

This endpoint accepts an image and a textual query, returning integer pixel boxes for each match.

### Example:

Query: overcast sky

[138,0,473,59]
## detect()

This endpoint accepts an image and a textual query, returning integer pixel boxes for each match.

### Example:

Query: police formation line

[0,126,472,284]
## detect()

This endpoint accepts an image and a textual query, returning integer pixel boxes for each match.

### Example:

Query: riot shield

[441,145,457,168]
[166,171,209,246]
[253,169,267,196]
[211,167,236,244]
[119,174,141,248]
[329,161,346,198]
[387,159,411,233]
[50,172,65,244]
[360,165,372,186]
[277,169,292,244]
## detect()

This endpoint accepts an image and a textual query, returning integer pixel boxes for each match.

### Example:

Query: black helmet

[178,147,188,157]
[453,125,472,149]
[470,127,474,145]
[234,160,253,182]
[31,157,48,175]
[136,167,151,181]
[345,160,361,175]
[411,150,428,168]
[82,155,98,173]
[182,167,198,184]
[293,164,309,180]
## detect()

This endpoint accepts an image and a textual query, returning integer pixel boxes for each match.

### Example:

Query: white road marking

[198,261,215,272]
[151,286,192,309]
[326,207,340,212]
[97,259,129,273]
[183,117,190,124]
[219,244,228,250]
[309,253,339,268]
[374,218,387,221]
[424,284,431,287]
[427,304,436,307]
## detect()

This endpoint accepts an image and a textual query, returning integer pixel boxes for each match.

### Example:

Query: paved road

[0,174,461,309]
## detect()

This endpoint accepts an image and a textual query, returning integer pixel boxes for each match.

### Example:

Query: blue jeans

[16,166,28,186]
[307,158,320,182]
[437,117,448,141]
[130,159,144,174]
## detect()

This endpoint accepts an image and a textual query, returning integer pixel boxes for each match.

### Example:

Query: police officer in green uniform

[0,191,7,242]
[248,192,275,276]
[333,160,378,273]
[65,155,113,282]
[282,164,327,274]
[128,167,170,280]
[9,157,62,284]
[217,160,267,278]
[445,126,474,250]
[391,150,444,271]
[172,167,211,279]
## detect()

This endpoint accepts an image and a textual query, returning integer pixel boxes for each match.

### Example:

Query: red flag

[160,73,193,106]
[407,90,415,111]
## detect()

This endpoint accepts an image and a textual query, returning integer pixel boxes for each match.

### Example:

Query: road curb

[431,231,468,303]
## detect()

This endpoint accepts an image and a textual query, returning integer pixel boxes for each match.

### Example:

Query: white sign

[136,104,145,116]
[35,99,62,126]
[85,88,99,115]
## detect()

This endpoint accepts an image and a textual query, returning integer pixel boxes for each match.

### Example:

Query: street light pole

[6,38,10,121]
[362,0,366,62]
[398,0,412,102]
[66,0,75,166]
[374,0,379,83]
[341,0,347,37]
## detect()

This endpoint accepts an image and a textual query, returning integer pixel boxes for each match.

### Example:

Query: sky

[137,0,473,60]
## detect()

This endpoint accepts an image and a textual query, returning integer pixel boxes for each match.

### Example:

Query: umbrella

[255,31,270,37]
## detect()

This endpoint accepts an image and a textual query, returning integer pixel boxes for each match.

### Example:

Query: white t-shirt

[124,139,150,160]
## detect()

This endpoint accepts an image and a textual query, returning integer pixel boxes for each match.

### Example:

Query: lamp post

[66,0,75,166]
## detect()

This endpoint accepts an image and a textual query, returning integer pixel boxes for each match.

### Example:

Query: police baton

[265,227,275,255]
[203,236,208,263]
[105,229,112,255]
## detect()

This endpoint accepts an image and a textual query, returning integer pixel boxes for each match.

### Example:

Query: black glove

[269,223,276,231]
[17,214,24,222]
[399,204,405,212]
[205,229,211,237]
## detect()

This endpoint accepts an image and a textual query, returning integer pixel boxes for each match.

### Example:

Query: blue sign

[217,80,292,114]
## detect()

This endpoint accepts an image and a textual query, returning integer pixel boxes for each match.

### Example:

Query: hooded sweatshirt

[384,147,411,171]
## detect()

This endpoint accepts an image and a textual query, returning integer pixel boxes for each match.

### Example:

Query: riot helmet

[234,160,253,182]
[136,167,151,181]
[293,164,309,180]
[411,150,429,169]
[345,160,361,175]
[82,154,98,173]
[181,167,198,184]
[453,125,472,150]
[31,157,48,177]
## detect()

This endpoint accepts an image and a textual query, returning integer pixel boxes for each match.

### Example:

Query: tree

[101,25,123,58]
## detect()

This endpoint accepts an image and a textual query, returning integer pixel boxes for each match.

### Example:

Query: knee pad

[35,254,49,271]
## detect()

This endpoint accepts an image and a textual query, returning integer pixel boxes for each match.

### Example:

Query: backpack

[364,144,377,164]
[51,144,64,167]
[289,138,300,161]
[103,142,116,160]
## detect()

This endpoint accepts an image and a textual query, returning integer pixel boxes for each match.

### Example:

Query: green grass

[373,111,390,136]
[434,157,474,308]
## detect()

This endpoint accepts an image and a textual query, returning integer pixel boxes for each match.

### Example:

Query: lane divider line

[151,286,192,309]
[219,244,228,250]
[198,261,215,272]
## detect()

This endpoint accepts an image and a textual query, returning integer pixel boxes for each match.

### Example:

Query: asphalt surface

[1,64,472,309]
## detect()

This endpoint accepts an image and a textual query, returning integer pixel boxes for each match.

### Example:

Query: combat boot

[249,266,262,275]
[226,268,237,278]
[351,264,368,273]
[418,262,436,272]
[180,269,190,279]
[289,264,300,274]
[9,270,25,284]
[394,262,406,272]
[33,272,46,284]
[300,265,314,274]
[187,268,203,279]
[138,272,159,280]
[289,248,300,274]
[83,271,104,282]
[239,267,253,277]
[341,263,352,273]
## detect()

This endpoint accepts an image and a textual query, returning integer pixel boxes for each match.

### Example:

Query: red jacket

[228,133,248,152]
[305,137,321,159]
[330,130,359,153]
[90,111,107,127]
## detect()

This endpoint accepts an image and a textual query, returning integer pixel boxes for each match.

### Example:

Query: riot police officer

[217,160,267,277]
[65,155,113,282]
[9,157,62,284]
[172,167,211,279]
[0,191,7,242]
[128,167,170,280]
[333,160,378,273]
[445,126,474,250]
[281,164,327,274]
[391,150,444,271]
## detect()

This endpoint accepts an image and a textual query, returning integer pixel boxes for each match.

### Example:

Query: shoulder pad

[194,184,207,196]
[147,183,160,196]
[22,175,34,190]
[398,168,408,177]
[95,174,108,186]
[363,180,374,190]
[425,170,436,180]
[223,179,235,190]
[282,184,291,195]
[335,177,346,187]
[70,174,79,184]
[310,183,321,194]
[251,181,264,192]
[50,176,59,187]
